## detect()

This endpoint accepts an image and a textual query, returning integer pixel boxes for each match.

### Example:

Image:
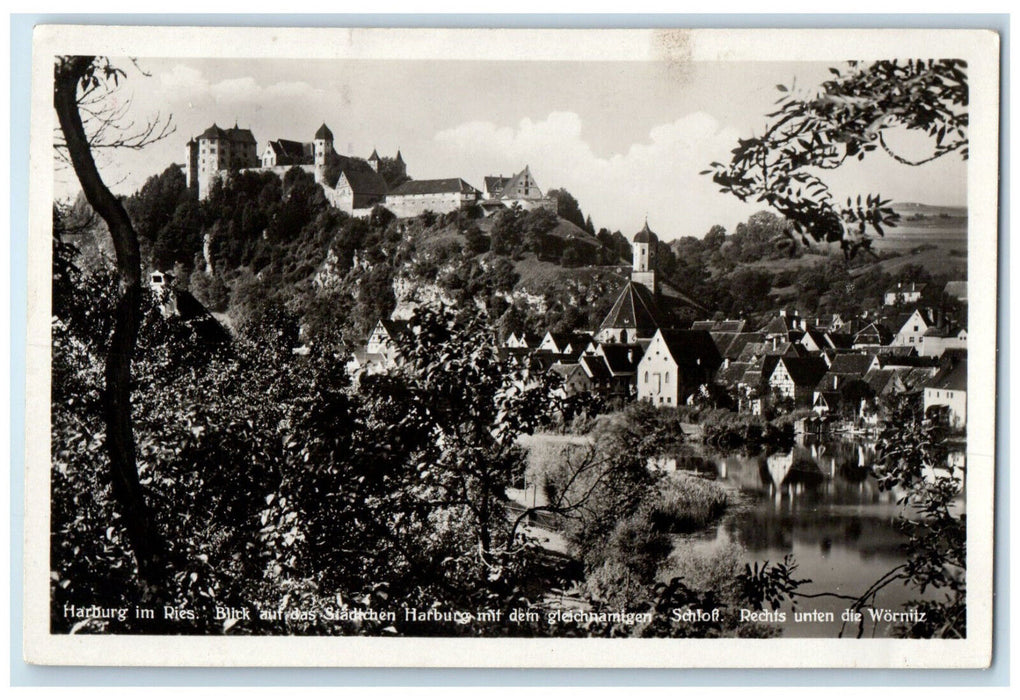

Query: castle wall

[384,192,474,218]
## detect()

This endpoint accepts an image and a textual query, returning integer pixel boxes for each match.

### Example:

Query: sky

[55,56,969,240]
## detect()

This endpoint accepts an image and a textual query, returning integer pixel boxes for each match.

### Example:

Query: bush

[643,474,728,534]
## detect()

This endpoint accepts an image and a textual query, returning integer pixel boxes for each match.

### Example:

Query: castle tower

[631,219,658,293]
[394,149,406,178]
[196,123,227,200]
[368,148,381,172]
[313,123,334,167]
[184,138,199,191]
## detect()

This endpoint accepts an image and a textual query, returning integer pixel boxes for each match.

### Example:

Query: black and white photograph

[24,26,999,667]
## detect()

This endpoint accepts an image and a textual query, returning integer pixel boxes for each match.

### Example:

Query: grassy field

[740,202,968,279]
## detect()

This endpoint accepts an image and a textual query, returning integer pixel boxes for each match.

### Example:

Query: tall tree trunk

[53,56,169,588]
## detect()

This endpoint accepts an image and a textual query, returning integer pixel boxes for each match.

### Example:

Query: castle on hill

[183,121,553,218]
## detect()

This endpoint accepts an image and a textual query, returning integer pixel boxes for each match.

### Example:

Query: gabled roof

[801,328,831,349]
[314,123,334,140]
[656,329,723,376]
[717,361,753,386]
[599,281,667,335]
[338,165,390,196]
[389,178,480,196]
[484,176,510,194]
[268,139,308,160]
[760,315,797,336]
[826,331,855,349]
[854,322,894,345]
[720,332,766,359]
[924,359,967,392]
[499,166,542,200]
[863,368,903,394]
[368,148,381,161]
[827,353,875,376]
[943,280,967,300]
[380,319,410,340]
[774,356,828,388]
[886,281,926,295]
[580,354,613,382]
[598,343,644,374]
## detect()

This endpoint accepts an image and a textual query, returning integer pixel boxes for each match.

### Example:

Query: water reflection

[673,434,965,638]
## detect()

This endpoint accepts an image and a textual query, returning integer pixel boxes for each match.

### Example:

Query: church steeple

[631,219,658,293]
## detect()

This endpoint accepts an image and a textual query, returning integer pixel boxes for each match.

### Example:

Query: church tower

[631,219,658,294]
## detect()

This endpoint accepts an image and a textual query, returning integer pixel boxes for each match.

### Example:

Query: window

[665,372,670,383]
[644,372,649,383]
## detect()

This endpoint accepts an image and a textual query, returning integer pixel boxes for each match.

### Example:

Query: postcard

[24,24,999,667]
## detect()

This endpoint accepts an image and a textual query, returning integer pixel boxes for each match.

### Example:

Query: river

[667,435,965,638]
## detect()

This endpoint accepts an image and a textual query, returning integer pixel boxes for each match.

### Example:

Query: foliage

[643,475,728,534]
[707,60,968,259]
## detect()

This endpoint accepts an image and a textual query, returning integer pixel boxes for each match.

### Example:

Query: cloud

[433,111,760,238]
[159,65,208,93]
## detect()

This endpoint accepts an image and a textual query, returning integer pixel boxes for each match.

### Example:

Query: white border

[24,25,1000,668]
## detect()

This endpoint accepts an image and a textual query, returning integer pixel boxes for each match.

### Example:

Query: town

[167,120,969,435]
[347,219,967,432]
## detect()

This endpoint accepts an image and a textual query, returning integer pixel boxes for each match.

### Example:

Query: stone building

[184,123,260,199]
[384,178,482,218]
[636,329,722,406]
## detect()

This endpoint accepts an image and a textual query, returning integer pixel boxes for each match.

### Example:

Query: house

[505,331,542,349]
[326,162,390,212]
[362,319,411,370]
[766,356,828,407]
[537,331,594,359]
[923,357,967,428]
[261,139,312,167]
[478,166,557,214]
[636,329,722,406]
[891,308,934,351]
[549,362,595,396]
[384,178,482,218]
[884,281,926,306]
[852,322,893,348]
[943,280,968,304]
[919,326,968,358]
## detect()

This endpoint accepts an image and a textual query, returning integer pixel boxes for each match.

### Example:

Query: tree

[707,60,968,259]
[793,397,965,638]
[54,56,175,590]
[547,187,586,230]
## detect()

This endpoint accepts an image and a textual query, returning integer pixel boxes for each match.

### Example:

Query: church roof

[633,220,658,244]
[395,150,404,163]
[599,281,667,335]
[315,123,334,140]
[369,148,381,160]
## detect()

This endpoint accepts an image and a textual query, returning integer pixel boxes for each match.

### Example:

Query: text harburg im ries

[25,26,997,667]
